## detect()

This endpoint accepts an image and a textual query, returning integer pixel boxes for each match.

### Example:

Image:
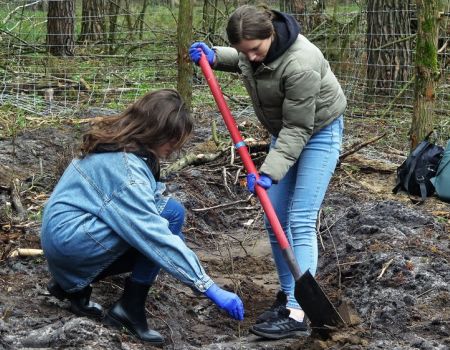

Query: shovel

[198,54,346,333]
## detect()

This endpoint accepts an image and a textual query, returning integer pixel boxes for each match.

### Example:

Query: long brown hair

[226,5,275,46]
[81,89,192,160]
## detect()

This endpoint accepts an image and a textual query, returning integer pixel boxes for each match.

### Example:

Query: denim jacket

[40,152,213,293]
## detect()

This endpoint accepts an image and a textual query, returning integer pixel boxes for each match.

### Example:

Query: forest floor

[0,106,449,350]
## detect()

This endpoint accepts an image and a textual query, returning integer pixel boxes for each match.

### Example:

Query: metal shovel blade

[295,270,346,333]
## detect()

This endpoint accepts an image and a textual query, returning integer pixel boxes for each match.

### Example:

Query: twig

[377,258,394,280]
[316,209,325,251]
[437,39,448,54]
[325,216,342,290]
[192,195,253,212]
[10,179,27,221]
[233,166,243,185]
[222,167,234,197]
[337,261,364,266]
[230,145,235,165]
[3,0,44,24]
[339,133,386,161]
[416,288,434,298]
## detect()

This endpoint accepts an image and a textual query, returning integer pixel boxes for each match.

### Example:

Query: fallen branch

[342,154,397,173]
[339,133,386,161]
[161,151,225,178]
[8,248,43,258]
[3,0,44,24]
[192,195,253,212]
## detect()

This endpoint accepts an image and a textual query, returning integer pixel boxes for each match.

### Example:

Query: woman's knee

[161,198,186,239]
[162,198,185,221]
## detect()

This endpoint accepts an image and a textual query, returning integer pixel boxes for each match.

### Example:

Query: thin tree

[108,0,121,54]
[177,0,193,108]
[410,0,440,148]
[47,0,75,56]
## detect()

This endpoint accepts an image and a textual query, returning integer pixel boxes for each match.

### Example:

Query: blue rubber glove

[204,284,244,321]
[189,42,215,65]
[246,173,272,194]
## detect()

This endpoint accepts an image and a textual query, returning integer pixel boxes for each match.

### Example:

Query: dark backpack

[393,134,444,202]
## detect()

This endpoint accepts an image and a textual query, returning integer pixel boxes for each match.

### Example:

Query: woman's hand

[189,42,215,66]
[204,284,244,320]
[246,173,272,194]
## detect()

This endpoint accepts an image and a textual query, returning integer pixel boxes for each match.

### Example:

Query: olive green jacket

[213,34,347,181]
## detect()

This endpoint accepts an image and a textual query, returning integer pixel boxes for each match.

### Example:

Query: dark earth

[0,108,449,350]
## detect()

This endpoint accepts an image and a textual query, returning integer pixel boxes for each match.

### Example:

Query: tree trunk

[366,0,412,98]
[177,0,193,109]
[79,0,106,43]
[108,0,120,54]
[410,0,440,148]
[137,0,149,39]
[47,0,75,56]
[286,0,307,32]
[202,0,211,34]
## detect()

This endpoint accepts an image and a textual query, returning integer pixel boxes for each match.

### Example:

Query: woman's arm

[260,69,321,181]
[213,47,241,73]
[101,169,213,293]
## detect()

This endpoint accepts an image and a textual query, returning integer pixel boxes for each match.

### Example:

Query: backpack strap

[403,141,430,195]
[392,182,402,194]
[415,174,428,203]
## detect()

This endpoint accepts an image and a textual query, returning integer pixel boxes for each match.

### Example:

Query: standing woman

[189,4,346,340]
[41,89,244,345]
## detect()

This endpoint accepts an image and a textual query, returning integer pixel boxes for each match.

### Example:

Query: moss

[421,18,435,33]
[416,40,438,69]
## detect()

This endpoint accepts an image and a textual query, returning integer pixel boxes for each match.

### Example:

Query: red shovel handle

[198,54,302,280]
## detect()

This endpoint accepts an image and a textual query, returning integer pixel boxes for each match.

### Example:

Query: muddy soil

[0,111,449,350]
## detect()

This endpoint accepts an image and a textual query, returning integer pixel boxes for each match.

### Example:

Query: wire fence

[0,0,449,133]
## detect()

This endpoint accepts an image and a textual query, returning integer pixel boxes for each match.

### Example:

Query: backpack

[393,133,444,202]
[431,140,450,202]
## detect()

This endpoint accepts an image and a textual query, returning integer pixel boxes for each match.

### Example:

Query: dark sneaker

[255,290,288,324]
[250,312,309,340]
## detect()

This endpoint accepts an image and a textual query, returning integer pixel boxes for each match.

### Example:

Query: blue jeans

[94,197,186,285]
[265,116,344,309]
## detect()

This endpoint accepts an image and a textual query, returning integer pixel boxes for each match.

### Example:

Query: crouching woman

[40,89,244,345]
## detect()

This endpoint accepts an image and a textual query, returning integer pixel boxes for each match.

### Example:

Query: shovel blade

[295,270,346,332]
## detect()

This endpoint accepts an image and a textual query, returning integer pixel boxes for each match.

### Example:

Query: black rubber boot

[47,279,103,319]
[104,278,164,345]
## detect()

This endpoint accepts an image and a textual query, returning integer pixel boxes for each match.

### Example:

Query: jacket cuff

[193,276,214,293]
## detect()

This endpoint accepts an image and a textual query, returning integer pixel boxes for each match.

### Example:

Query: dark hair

[81,89,192,159]
[226,5,275,45]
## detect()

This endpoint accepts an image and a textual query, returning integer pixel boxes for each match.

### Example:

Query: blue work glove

[204,283,244,321]
[189,42,215,65]
[246,173,272,194]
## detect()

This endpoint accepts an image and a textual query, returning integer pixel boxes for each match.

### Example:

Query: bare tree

[47,0,75,56]
[366,0,413,97]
